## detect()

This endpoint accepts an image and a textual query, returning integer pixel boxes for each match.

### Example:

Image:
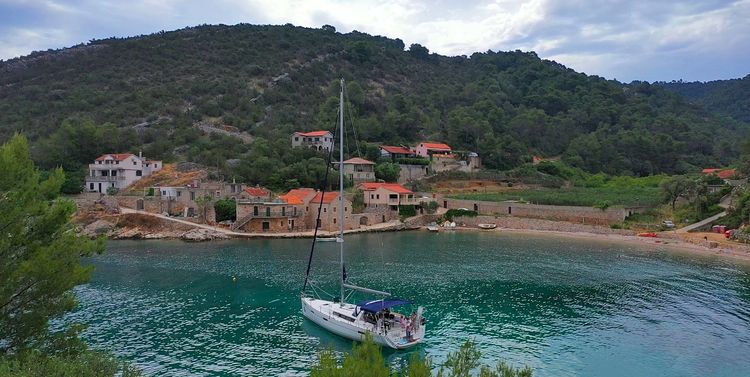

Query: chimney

[139,150,143,159]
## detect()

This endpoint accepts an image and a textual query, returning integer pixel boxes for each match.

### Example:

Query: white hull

[301,297,424,350]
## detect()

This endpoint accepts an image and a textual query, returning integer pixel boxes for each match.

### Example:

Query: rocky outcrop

[82,219,116,237]
[179,228,229,242]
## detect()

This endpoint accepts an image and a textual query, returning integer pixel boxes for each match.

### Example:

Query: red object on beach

[725,230,733,238]
[638,232,658,238]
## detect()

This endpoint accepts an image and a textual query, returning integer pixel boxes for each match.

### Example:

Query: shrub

[396,157,430,166]
[214,199,237,222]
[445,209,478,221]
[426,201,439,214]
[399,205,416,217]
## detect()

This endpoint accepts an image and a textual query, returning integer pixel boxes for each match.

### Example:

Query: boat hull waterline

[302,297,425,349]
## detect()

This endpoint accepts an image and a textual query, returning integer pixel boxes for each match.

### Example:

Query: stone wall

[436,195,641,225]
[398,164,430,183]
[454,215,635,235]
[118,195,216,223]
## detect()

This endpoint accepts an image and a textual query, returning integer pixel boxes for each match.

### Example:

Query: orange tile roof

[343,157,375,165]
[244,186,270,197]
[380,145,414,155]
[95,153,135,161]
[717,169,736,179]
[421,142,451,150]
[280,188,316,205]
[296,130,332,137]
[702,168,721,174]
[358,182,413,194]
[312,191,340,204]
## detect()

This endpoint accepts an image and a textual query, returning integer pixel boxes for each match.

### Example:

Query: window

[262,221,270,231]
[376,194,380,199]
[266,207,271,217]
[136,170,142,176]
[116,161,119,165]
[282,207,286,216]
[333,218,337,224]
[97,161,102,164]
[280,221,284,226]
[314,137,319,141]
[345,207,348,212]
[324,208,327,213]
[177,191,181,197]
[89,183,94,190]
[112,170,117,176]
[333,207,336,212]
[154,164,158,168]
[133,160,137,165]
[254,206,258,216]
[294,137,299,141]
[190,191,195,200]
[101,171,108,176]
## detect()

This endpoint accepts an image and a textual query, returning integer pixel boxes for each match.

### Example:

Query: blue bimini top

[357,299,412,313]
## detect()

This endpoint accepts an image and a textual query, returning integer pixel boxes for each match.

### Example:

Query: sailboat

[301,78,426,350]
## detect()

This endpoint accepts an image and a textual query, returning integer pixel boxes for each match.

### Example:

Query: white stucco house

[85,153,162,193]
[291,130,334,152]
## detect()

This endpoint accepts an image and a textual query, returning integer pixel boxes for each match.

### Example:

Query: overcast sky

[1,0,748,82]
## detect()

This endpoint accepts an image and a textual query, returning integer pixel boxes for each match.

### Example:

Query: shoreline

[447,226,750,264]
[85,209,750,264]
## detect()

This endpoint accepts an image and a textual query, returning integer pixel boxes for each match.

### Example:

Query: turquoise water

[68,232,750,376]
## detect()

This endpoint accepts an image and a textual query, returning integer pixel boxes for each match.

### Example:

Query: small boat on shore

[426,224,439,232]
[441,221,456,230]
[315,237,339,242]
[478,223,497,230]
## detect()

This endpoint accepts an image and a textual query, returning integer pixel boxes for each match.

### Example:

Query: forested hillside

[658,75,750,123]
[1,23,747,189]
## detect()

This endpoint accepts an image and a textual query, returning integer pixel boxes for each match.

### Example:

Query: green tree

[0,134,104,353]
[375,162,401,183]
[426,201,439,214]
[352,190,365,214]
[195,195,213,223]
[0,134,137,376]
[660,176,694,210]
[214,199,237,222]
[310,336,531,377]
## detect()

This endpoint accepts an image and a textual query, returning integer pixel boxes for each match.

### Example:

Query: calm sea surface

[68,232,750,376]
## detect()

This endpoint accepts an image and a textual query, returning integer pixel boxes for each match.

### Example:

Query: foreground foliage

[310,336,532,377]
[0,134,138,375]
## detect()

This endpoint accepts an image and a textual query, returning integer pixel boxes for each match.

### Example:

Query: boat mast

[339,78,345,305]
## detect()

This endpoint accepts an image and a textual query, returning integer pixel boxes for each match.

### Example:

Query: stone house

[291,130,334,152]
[380,145,416,160]
[342,157,376,184]
[238,186,272,201]
[414,142,452,158]
[306,191,356,232]
[142,180,244,220]
[85,153,162,193]
[358,182,418,211]
[233,199,304,232]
